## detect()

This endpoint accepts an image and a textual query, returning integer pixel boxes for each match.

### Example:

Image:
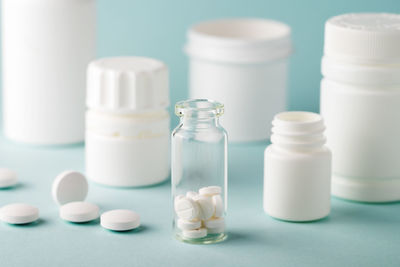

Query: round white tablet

[100,209,140,231]
[174,195,185,206]
[174,196,199,221]
[0,168,18,188]
[207,225,225,234]
[0,203,39,224]
[60,201,99,223]
[186,191,198,199]
[193,195,214,220]
[212,194,224,217]
[52,171,88,206]
[199,186,221,196]
[177,218,201,230]
[182,228,207,239]
[204,217,225,228]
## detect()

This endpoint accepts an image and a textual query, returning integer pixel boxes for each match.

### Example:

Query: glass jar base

[176,233,227,244]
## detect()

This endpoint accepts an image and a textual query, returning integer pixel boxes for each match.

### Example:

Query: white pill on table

[204,217,225,229]
[52,171,88,206]
[0,168,18,188]
[177,218,201,230]
[193,195,214,220]
[182,228,207,239]
[212,194,224,217]
[186,191,198,199]
[0,203,39,224]
[100,209,140,231]
[59,201,99,223]
[174,196,199,220]
[199,186,221,196]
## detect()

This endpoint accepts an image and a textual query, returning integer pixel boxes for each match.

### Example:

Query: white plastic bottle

[185,18,292,142]
[320,13,400,202]
[85,57,170,187]
[264,112,331,222]
[2,0,96,145]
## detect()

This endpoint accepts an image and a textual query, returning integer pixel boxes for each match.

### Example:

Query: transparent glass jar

[171,99,227,244]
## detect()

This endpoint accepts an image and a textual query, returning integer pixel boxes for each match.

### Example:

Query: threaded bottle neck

[271,111,326,151]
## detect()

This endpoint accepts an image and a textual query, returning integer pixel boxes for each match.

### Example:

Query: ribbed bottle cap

[324,13,400,63]
[87,57,169,112]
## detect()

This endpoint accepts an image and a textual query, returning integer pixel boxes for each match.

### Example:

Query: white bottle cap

[86,57,169,113]
[324,13,400,64]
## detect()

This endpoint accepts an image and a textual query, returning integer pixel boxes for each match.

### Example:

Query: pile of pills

[0,168,141,231]
[174,186,225,239]
[52,170,140,231]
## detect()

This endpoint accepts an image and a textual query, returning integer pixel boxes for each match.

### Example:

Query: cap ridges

[324,13,400,63]
[87,57,169,112]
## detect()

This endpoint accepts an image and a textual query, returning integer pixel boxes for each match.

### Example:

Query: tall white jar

[185,19,292,142]
[2,0,96,145]
[85,57,170,187]
[320,13,400,202]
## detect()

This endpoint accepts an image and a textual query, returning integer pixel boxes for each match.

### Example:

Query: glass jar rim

[175,99,224,118]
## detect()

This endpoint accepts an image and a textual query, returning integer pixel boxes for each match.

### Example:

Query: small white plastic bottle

[85,57,170,187]
[264,112,331,222]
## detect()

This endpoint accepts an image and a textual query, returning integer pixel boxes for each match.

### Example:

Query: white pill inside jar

[204,217,225,228]
[199,186,221,196]
[177,218,201,230]
[182,228,207,239]
[186,191,198,199]
[174,196,199,221]
[193,195,214,220]
[212,194,224,217]
[207,225,225,234]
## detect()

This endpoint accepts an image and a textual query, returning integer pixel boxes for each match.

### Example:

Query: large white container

[2,0,96,145]
[185,18,292,142]
[85,57,170,187]
[320,13,400,202]
[264,112,331,222]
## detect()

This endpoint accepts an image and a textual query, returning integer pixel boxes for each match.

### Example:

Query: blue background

[1,0,400,266]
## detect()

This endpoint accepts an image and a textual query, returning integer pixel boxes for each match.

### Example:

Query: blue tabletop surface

[0,134,399,267]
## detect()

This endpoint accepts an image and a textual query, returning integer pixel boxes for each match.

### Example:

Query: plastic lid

[185,18,292,63]
[324,13,400,63]
[87,57,169,113]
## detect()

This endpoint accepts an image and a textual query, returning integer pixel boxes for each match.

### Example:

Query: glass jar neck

[175,99,224,129]
[181,115,219,128]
